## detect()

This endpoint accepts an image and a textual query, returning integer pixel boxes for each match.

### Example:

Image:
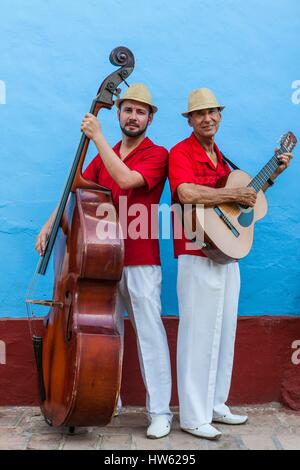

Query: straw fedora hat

[182,88,225,117]
[115,83,158,113]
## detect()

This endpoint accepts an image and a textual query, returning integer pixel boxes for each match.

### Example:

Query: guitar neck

[248,148,284,193]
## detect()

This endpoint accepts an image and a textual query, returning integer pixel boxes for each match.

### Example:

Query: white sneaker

[147,415,171,439]
[181,423,222,440]
[213,412,248,425]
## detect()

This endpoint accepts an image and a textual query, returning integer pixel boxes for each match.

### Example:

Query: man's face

[188,108,221,138]
[118,100,153,137]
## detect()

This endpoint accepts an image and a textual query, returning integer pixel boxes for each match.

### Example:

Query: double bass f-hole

[65,291,73,342]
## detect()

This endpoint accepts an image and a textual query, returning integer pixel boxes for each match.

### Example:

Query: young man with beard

[36,84,172,439]
[168,88,292,440]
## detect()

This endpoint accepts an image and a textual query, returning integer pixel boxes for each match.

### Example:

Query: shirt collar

[113,136,154,159]
[189,132,224,169]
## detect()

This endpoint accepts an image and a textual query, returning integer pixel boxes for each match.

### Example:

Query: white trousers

[177,255,240,428]
[117,265,172,418]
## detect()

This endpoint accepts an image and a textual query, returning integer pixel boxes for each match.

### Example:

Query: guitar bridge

[214,207,240,237]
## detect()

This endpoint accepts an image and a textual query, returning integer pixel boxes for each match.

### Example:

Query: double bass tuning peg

[115,87,122,97]
[106,82,122,98]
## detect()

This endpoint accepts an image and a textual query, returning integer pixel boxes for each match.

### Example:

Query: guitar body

[189,170,268,264]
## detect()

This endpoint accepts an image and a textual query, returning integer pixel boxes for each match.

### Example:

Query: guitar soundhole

[237,208,254,227]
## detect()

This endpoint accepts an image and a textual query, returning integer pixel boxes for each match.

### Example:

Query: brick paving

[0,403,299,450]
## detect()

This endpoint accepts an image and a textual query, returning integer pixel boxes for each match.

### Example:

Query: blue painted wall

[0,0,299,318]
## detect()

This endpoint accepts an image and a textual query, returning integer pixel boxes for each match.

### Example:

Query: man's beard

[120,122,148,138]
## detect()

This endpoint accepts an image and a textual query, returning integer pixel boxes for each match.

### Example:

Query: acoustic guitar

[184,132,297,264]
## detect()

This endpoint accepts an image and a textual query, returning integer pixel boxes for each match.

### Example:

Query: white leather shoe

[181,423,222,440]
[147,416,171,439]
[213,412,248,425]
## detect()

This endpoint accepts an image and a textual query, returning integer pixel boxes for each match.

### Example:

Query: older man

[168,88,292,440]
[36,83,172,439]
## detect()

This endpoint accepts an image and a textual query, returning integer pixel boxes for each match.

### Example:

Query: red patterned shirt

[168,132,231,258]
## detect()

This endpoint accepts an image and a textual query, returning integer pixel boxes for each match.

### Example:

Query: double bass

[26,47,135,428]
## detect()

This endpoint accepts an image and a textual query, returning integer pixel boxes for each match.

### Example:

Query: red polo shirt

[83,137,168,266]
[168,132,231,258]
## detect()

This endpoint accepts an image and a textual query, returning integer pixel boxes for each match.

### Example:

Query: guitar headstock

[279,131,297,153]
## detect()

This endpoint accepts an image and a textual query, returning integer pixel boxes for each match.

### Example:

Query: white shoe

[113,397,122,417]
[181,423,222,440]
[113,406,122,417]
[147,416,171,439]
[213,412,248,425]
